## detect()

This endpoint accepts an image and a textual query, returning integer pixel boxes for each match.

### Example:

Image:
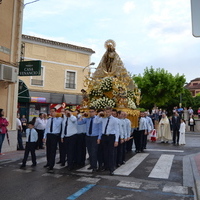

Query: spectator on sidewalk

[198,107,200,119]
[20,115,27,134]
[188,115,195,132]
[34,113,46,149]
[0,109,9,155]
[16,114,24,150]
[20,121,38,168]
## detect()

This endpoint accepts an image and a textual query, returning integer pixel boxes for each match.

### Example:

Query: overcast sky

[23,0,200,83]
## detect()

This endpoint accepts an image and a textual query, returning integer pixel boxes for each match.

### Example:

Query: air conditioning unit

[0,64,18,83]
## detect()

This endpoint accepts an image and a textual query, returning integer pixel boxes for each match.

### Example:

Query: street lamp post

[82,62,95,72]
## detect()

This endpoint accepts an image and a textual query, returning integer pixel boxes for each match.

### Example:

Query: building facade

[185,78,200,97]
[0,0,24,152]
[19,35,95,120]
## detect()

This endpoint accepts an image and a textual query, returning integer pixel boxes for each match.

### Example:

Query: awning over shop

[28,91,82,104]
[18,79,30,103]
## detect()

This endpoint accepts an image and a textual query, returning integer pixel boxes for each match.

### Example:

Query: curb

[190,153,200,200]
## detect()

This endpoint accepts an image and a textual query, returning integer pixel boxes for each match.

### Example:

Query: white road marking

[146,149,184,153]
[117,181,142,189]
[114,153,149,176]
[77,177,100,184]
[148,154,174,179]
[42,173,63,178]
[162,185,188,194]
[13,169,32,173]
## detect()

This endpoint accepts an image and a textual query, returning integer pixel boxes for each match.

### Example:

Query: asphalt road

[0,133,199,200]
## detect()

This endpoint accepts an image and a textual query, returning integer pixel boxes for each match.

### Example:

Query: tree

[133,67,186,108]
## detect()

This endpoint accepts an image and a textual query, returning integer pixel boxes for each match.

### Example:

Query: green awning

[18,79,30,102]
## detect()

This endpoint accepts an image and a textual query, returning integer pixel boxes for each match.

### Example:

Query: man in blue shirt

[61,109,77,170]
[78,107,102,172]
[43,108,62,173]
[95,107,119,175]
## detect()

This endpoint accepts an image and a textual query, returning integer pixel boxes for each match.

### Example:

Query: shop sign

[31,97,46,103]
[19,60,41,76]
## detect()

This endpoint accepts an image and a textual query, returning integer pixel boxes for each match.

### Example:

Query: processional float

[81,40,141,128]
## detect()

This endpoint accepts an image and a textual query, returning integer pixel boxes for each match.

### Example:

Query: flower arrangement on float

[90,96,116,109]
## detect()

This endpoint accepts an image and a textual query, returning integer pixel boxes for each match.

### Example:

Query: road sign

[191,0,200,37]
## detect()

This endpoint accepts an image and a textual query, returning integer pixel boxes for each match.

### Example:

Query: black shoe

[68,167,73,171]
[56,161,61,164]
[100,167,107,172]
[20,164,26,169]
[110,171,114,176]
[92,168,97,172]
[87,166,92,170]
[116,164,121,168]
[48,168,54,173]
[60,163,65,167]
[31,163,37,167]
[43,164,49,168]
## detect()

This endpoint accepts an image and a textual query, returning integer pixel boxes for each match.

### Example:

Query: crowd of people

[0,105,198,176]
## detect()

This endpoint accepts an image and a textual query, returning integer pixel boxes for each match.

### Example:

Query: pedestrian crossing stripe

[148,154,174,179]
[76,164,92,172]
[16,153,176,180]
[114,153,149,176]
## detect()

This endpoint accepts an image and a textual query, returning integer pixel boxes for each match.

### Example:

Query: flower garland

[100,77,113,92]
[127,97,136,109]
[127,90,135,98]
[90,96,116,109]
[89,89,103,98]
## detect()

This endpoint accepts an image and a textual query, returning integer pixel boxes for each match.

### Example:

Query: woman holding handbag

[0,109,9,155]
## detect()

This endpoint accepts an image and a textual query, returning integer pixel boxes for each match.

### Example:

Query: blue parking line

[66,184,96,200]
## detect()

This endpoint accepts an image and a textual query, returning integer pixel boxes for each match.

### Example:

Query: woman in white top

[179,119,186,145]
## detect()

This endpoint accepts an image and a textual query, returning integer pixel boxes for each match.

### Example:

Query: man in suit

[171,112,181,145]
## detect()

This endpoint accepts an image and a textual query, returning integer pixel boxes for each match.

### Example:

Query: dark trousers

[86,135,98,169]
[61,134,77,168]
[173,128,180,144]
[75,133,86,166]
[133,130,144,152]
[116,138,123,165]
[0,134,5,153]
[17,130,24,150]
[36,129,44,149]
[97,142,104,169]
[22,142,36,165]
[122,141,126,162]
[58,135,64,163]
[46,134,59,168]
[143,134,148,149]
[126,136,134,152]
[101,134,115,172]
[190,125,194,131]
